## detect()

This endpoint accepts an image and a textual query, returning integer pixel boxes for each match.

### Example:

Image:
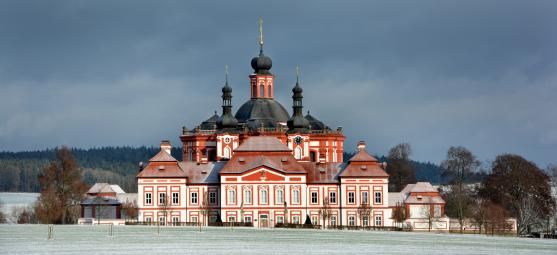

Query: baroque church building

[137,23,447,229]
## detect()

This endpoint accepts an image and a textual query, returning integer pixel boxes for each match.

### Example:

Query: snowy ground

[0,193,39,222]
[0,225,556,254]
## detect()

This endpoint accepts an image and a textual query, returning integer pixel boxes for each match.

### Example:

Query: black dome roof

[199,112,219,130]
[251,51,272,75]
[235,99,290,129]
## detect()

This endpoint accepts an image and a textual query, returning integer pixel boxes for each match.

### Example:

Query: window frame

[209,191,217,205]
[145,192,152,205]
[362,191,369,204]
[244,189,252,204]
[191,192,198,204]
[260,189,268,205]
[311,192,318,204]
[276,189,284,205]
[329,192,336,204]
[159,192,166,205]
[292,189,300,205]
[172,192,179,205]
[374,191,382,204]
[228,189,236,205]
[348,192,355,204]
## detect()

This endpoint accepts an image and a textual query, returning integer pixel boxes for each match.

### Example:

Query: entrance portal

[260,214,269,228]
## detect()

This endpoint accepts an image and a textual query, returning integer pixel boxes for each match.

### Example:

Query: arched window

[259,84,265,97]
[295,146,302,160]
[252,85,257,97]
[268,85,272,98]
[223,146,231,159]
[292,189,300,204]
[276,189,284,204]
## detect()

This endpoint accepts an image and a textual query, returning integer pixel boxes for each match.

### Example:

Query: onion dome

[251,51,273,75]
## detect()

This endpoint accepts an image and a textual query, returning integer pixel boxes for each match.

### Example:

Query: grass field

[1,225,556,254]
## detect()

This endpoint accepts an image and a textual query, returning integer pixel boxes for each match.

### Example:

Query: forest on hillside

[0,147,451,193]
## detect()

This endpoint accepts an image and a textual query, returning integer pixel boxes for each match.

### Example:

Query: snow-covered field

[0,193,39,217]
[0,225,556,255]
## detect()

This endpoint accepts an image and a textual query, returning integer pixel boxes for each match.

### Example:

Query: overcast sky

[1,0,556,167]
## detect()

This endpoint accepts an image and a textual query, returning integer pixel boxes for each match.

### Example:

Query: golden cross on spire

[259,17,264,49]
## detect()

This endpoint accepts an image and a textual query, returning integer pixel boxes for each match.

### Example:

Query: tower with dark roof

[217,67,239,131]
[287,69,310,133]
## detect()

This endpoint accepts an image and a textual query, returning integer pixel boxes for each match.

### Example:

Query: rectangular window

[172,216,179,225]
[191,192,198,204]
[260,189,268,204]
[348,192,355,204]
[292,216,300,224]
[191,216,198,223]
[374,192,382,204]
[277,216,284,224]
[311,192,318,204]
[159,193,166,205]
[228,190,236,205]
[329,192,336,204]
[330,216,337,226]
[311,216,318,225]
[244,189,252,204]
[363,216,369,226]
[362,192,369,204]
[172,192,179,204]
[348,216,355,226]
[209,192,217,205]
[375,215,382,226]
[228,216,236,222]
[159,216,166,225]
[145,192,152,205]
[293,190,300,204]
[244,216,252,223]
[145,216,152,223]
[276,189,284,205]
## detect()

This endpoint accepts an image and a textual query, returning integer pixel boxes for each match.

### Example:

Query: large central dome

[235,98,290,129]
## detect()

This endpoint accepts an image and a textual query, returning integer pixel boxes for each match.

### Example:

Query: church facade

[136,25,446,229]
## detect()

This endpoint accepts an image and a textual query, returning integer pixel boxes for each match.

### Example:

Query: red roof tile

[235,136,291,152]
[220,154,306,174]
[348,150,378,162]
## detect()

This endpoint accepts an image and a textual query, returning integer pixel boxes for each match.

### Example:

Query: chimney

[357,141,366,152]
[160,140,172,155]
[138,161,144,172]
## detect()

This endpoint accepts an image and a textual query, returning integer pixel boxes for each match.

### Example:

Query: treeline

[0,146,183,193]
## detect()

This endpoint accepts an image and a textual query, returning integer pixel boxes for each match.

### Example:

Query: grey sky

[1,0,556,167]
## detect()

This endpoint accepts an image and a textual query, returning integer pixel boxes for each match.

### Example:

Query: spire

[217,65,238,130]
[287,67,310,133]
[259,17,264,54]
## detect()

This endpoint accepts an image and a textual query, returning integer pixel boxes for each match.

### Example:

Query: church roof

[234,136,291,152]
[302,162,345,184]
[198,112,219,130]
[235,99,290,129]
[220,155,307,174]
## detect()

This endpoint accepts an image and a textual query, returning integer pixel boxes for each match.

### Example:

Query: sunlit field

[0,225,556,254]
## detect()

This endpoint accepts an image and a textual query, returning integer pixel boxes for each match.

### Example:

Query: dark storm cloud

[1,0,556,166]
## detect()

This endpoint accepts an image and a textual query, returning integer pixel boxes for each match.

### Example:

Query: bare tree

[441,146,480,233]
[200,190,210,231]
[35,147,88,224]
[486,202,508,235]
[0,200,7,224]
[122,201,138,222]
[480,154,555,236]
[357,202,372,228]
[469,198,489,234]
[319,196,331,229]
[387,143,416,192]
[422,205,437,232]
[392,202,406,228]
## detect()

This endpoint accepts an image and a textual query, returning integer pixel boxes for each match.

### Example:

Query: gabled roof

[235,136,291,152]
[220,154,306,174]
[400,182,438,194]
[339,163,389,178]
[149,150,178,162]
[87,183,126,194]
[348,150,378,162]
[302,162,345,183]
[179,161,225,184]
[137,161,186,178]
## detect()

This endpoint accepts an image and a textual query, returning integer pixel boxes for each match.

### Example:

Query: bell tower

[250,17,275,99]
